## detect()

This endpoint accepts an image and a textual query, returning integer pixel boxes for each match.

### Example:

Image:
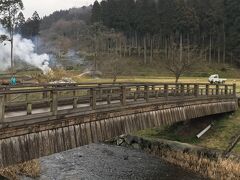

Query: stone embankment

[111,135,240,179]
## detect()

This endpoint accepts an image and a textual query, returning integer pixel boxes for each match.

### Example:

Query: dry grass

[149,146,240,179]
[30,68,76,83]
[0,160,40,180]
[197,111,240,153]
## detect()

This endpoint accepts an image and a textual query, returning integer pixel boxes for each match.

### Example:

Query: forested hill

[19,0,239,67]
[91,0,240,64]
[40,6,92,30]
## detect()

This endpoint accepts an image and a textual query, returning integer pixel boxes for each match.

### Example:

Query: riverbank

[134,110,240,154]
[111,135,240,179]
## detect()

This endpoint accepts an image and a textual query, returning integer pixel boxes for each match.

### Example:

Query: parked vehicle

[208,74,227,84]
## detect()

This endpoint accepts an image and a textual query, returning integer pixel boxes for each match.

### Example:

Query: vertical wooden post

[186,84,190,95]
[233,84,236,96]
[107,89,111,105]
[176,84,180,95]
[194,84,199,97]
[164,84,169,99]
[205,85,209,96]
[90,88,96,110]
[0,95,5,123]
[26,94,32,115]
[134,86,140,101]
[151,85,154,98]
[98,84,103,100]
[43,86,48,99]
[121,86,126,106]
[51,91,58,116]
[73,90,78,109]
[216,85,219,95]
[144,85,149,102]
[224,85,228,95]
[180,84,185,96]
[5,87,10,103]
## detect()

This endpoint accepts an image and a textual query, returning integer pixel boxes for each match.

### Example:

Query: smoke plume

[0,26,51,73]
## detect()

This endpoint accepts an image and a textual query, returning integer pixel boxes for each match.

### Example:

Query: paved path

[22,143,204,180]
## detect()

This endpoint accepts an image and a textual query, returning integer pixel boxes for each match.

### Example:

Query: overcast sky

[22,0,97,18]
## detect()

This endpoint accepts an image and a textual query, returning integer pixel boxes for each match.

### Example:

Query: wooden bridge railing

[0,83,236,124]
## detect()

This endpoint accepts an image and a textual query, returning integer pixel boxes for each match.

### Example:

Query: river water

[22,143,204,180]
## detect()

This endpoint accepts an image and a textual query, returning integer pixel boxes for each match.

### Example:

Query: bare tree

[101,56,128,84]
[165,46,199,83]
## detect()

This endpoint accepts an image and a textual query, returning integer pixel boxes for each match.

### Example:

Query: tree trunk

[113,74,117,84]
[175,74,180,83]
[119,39,122,58]
[218,46,220,64]
[187,33,190,63]
[150,37,153,64]
[180,33,183,62]
[135,31,138,48]
[223,24,226,64]
[144,36,147,64]
[209,35,212,64]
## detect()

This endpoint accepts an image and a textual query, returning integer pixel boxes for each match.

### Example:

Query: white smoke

[0,26,51,74]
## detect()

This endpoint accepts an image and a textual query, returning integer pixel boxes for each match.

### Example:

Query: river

[22,143,205,180]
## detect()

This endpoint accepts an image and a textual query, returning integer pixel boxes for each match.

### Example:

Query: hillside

[16,0,240,80]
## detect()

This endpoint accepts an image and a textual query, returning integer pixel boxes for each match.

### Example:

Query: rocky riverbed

[22,143,203,180]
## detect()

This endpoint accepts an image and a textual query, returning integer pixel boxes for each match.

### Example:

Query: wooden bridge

[0,82,238,167]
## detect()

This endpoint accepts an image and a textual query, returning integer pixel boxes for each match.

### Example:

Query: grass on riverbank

[133,109,240,154]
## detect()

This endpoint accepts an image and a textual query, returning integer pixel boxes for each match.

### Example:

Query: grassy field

[72,76,240,93]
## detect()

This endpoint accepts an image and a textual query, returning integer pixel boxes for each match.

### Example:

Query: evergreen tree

[0,0,24,72]
[224,0,240,61]
[16,11,25,33]
[31,11,41,36]
[91,1,101,23]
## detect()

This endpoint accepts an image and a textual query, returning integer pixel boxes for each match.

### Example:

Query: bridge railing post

[90,88,96,110]
[164,84,169,99]
[43,86,48,99]
[98,84,103,100]
[26,94,32,115]
[152,85,156,98]
[180,84,185,96]
[206,85,209,96]
[216,85,219,96]
[121,86,126,106]
[107,89,111,104]
[51,90,58,116]
[134,85,140,101]
[224,85,228,95]
[0,95,5,123]
[144,85,149,102]
[176,84,180,96]
[186,85,190,95]
[233,84,236,97]
[194,84,199,97]
[73,89,78,109]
